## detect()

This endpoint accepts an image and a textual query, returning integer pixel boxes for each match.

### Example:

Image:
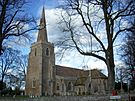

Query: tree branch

[113,1,133,20]
[112,26,134,43]
[70,24,107,64]
[75,5,106,52]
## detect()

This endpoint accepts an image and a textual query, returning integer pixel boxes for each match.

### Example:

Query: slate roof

[55,65,107,79]
[55,65,86,77]
[90,69,108,79]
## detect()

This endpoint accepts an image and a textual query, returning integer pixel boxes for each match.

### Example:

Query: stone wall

[0,93,135,101]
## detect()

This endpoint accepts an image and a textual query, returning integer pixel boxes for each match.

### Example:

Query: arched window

[88,83,91,91]
[79,87,81,95]
[46,48,49,56]
[34,48,37,56]
[61,84,64,92]
[67,82,73,91]
[32,79,36,88]
[57,83,60,90]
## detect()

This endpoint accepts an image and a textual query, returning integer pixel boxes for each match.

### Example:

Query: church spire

[37,7,48,43]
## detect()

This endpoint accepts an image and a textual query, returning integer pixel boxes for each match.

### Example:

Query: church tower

[25,7,55,96]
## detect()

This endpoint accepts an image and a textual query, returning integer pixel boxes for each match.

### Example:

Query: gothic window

[78,87,81,95]
[61,84,64,92]
[67,82,72,91]
[88,83,91,91]
[32,79,36,88]
[35,48,37,56]
[46,48,49,56]
[57,83,60,90]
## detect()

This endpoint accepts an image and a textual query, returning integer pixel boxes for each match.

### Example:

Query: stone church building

[25,8,108,97]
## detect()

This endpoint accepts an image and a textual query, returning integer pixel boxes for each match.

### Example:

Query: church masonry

[25,8,108,97]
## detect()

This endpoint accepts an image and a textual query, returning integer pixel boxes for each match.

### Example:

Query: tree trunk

[107,63,115,91]
[106,45,115,92]
[0,35,3,55]
[0,74,4,91]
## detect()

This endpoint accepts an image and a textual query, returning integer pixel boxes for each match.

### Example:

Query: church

[25,8,108,97]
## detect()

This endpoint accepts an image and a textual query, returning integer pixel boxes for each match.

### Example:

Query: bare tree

[0,48,20,90]
[0,48,28,92]
[115,65,129,92]
[121,22,135,90]
[0,0,37,55]
[57,0,135,91]
[15,55,28,90]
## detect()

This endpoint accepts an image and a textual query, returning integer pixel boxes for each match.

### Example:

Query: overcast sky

[18,0,125,75]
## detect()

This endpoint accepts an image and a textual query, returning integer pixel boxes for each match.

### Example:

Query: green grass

[0,95,29,100]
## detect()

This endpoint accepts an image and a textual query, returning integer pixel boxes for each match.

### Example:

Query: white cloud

[46,9,63,42]
[36,8,108,72]
[32,7,124,75]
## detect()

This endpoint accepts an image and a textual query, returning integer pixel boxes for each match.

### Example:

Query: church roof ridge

[55,65,88,77]
[55,65,84,71]
[55,65,107,79]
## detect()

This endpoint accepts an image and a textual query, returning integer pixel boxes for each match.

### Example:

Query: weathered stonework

[25,7,108,97]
